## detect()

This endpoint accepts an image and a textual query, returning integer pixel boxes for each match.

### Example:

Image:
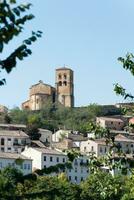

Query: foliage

[0,0,42,85]
[7,104,121,133]
[0,166,134,200]
[26,123,41,140]
[4,114,12,124]
[80,171,125,200]
[0,166,23,199]
[114,53,134,100]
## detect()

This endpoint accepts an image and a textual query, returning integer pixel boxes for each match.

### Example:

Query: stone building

[55,67,74,107]
[22,67,74,110]
[22,81,56,110]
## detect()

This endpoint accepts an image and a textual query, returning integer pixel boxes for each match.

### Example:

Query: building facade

[22,81,56,110]
[0,130,30,153]
[80,134,134,157]
[96,117,124,130]
[55,67,74,107]
[22,147,89,184]
[0,152,32,175]
[22,67,74,110]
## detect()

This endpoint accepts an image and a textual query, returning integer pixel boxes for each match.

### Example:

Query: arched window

[59,81,62,86]
[63,81,67,86]
[58,74,61,79]
[64,74,67,79]
[1,138,4,145]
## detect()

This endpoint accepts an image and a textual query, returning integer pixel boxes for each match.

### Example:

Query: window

[75,167,77,173]
[74,159,78,165]
[80,159,83,165]
[104,147,107,153]
[24,164,27,169]
[91,146,94,151]
[50,157,53,162]
[44,165,46,168]
[75,176,77,182]
[84,146,86,152]
[58,74,61,79]
[8,147,11,151]
[64,74,67,79]
[56,157,59,162]
[131,144,133,148]
[36,99,39,104]
[86,159,89,165]
[59,81,62,86]
[14,138,18,145]
[111,121,113,124]
[81,177,84,181]
[63,158,65,163]
[44,156,46,161]
[1,138,4,145]
[1,147,4,152]
[28,164,31,170]
[69,176,71,181]
[63,81,67,86]
[100,147,103,153]
[8,138,11,141]
[0,162,2,168]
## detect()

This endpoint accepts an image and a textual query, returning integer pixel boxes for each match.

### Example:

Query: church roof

[56,67,73,71]
[30,80,55,90]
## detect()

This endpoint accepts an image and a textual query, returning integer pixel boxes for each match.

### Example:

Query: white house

[21,147,67,170]
[39,129,52,145]
[0,152,32,175]
[22,147,90,184]
[52,130,71,142]
[0,130,30,153]
[67,155,89,183]
[80,134,134,157]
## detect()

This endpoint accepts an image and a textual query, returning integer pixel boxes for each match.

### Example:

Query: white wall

[0,158,32,175]
[22,148,42,170]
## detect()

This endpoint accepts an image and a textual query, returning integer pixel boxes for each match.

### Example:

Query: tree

[80,171,125,200]
[0,0,42,85]
[4,114,12,123]
[26,123,41,140]
[114,53,134,100]
[0,166,23,199]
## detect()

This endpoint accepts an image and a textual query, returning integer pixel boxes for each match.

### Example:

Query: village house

[0,130,30,153]
[22,147,90,184]
[96,117,124,130]
[0,152,32,175]
[80,134,134,157]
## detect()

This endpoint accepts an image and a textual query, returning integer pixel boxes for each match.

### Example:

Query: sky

[1,0,134,109]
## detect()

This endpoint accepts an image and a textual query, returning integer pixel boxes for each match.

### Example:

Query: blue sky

[1,0,134,109]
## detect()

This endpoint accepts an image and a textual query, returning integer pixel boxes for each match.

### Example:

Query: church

[22,67,74,110]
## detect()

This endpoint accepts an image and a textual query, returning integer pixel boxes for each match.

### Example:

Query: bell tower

[55,67,74,107]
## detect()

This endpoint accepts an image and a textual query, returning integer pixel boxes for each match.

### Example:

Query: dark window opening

[58,74,62,79]
[59,81,62,86]
[64,74,67,79]
[1,138,4,146]
[63,81,67,86]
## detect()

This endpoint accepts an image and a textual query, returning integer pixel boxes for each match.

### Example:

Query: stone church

[22,67,74,110]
